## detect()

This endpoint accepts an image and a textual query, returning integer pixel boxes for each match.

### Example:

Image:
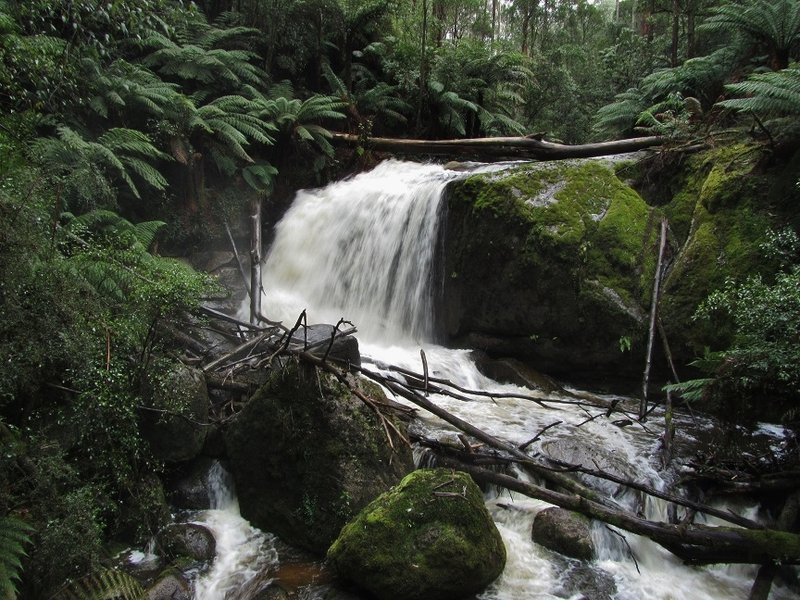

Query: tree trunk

[671,0,680,66]
[249,196,262,325]
[441,462,800,566]
[330,132,663,162]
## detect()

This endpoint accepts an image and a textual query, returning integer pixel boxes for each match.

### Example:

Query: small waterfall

[192,462,278,599]
[258,159,461,344]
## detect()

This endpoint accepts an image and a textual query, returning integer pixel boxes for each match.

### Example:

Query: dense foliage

[0,0,799,596]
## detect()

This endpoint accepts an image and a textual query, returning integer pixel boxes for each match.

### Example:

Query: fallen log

[330,132,664,162]
[442,461,800,566]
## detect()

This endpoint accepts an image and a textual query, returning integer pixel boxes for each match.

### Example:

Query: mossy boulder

[442,160,657,379]
[659,144,785,360]
[140,363,209,464]
[327,468,506,600]
[224,360,414,554]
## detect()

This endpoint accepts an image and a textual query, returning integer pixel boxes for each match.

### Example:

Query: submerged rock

[224,360,414,554]
[442,160,654,380]
[532,507,594,560]
[327,468,506,600]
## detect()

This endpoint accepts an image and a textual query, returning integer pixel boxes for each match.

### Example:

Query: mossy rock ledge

[224,360,414,554]
[441,160,657,380]
[327,468,506,600]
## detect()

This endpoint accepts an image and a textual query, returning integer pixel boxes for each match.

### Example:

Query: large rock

[147,570,191,600]
[141,363,209,463]
[658,144,784,362]
[532,507,594,560]
[156,523,216,562]
[327,468,506,600]
[442,160,655,380]
[224,361,414,554]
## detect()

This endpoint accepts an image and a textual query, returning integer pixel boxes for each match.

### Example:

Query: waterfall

[220,160,795,599]
[257,159,461,344]
[192,462,278,599]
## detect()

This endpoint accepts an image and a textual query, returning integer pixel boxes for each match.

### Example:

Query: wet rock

[147,570,191,600]
[165,457,219,510]
[532,507,594,560]
[156,523,216,562]
[555,559,617,600]
[189,250,235,273]
[541,438,633,496]
[327,468,506,600]
[472,352,563,394]
[141,363,209,463]
[289,324,361,368]
[442,160,653,380]
[225,361,414,554]
[253,582,290,600]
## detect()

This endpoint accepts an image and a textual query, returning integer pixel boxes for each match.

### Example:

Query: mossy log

[330,132,663,161]
[443,461,800,566]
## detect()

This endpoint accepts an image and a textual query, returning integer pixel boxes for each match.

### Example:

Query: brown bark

[331,133,663,162]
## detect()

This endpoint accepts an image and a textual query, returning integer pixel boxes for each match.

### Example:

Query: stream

[192,160,794,599]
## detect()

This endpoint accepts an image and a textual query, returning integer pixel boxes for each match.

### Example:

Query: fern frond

[592,88,647,138]
[0,516,33,599]
[52,568,146,600]
[662,378,715,402]
[718,65,800,116]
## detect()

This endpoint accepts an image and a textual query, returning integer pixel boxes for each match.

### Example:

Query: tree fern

[592,88,647,138]
[50,568,146,600]
[717,65,800,117]
[29,126,170,204]
[0,515,32,600]
[700,0,800,70]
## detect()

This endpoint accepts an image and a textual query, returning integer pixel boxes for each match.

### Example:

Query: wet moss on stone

[442,159,657,377]
[327,468,506,600]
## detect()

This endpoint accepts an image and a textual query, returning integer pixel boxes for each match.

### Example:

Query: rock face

[441,160,655,380]
[141,363,209,463]
[532,507,594,560]
[224,361,414,554]
[657,144,786,363]
[327,468,506,600]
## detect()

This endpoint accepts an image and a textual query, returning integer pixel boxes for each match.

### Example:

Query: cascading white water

[222,160,794,599]
[192,462,278,599]
[258,159,462,344]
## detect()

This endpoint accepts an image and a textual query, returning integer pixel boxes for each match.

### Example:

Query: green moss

[659,143,777,356]
[327,469,506,600]
[698,144,760,213]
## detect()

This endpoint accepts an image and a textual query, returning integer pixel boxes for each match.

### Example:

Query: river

[193,159,794,599]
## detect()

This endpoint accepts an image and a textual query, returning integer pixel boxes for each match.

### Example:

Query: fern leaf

[718,65,800,116]
[662,378,715,402]
[51,568,146,600]
[0,516,33,599]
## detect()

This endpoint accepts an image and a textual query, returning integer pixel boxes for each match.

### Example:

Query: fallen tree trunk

[330,132,663,162]
[443,461,800,566]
